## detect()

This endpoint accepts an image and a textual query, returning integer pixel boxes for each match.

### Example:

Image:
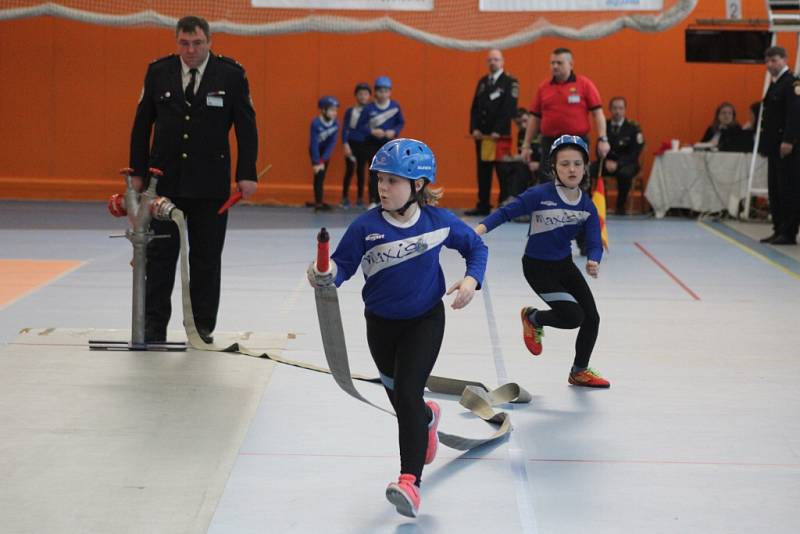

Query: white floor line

[482,278,539,534]
[279,272,312,317]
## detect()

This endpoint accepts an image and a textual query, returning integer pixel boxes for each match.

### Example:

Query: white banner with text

[252,0,433,11]
[479,0,663,11]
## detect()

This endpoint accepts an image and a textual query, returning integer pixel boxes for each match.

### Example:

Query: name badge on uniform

[489,90,501,101]
[567,94,581,104]
[206,95,224,107]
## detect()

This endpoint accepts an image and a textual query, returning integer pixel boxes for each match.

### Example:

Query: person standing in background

[521,48,609,178]
[467,48,519,216]
[340,82,372,208]
[359,76,405,208]
[758,46,800,245]
[129,15,258,344]
[309,96,339,212]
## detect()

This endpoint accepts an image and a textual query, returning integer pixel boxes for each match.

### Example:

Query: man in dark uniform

[758,46,800,245]
[590,96,644,215]
[467,48,519,216]
[129,15,259,342]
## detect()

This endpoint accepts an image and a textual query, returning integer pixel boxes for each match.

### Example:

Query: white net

[0,0,697,50]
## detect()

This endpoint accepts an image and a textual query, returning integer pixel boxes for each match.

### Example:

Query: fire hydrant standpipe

[90,168,186,351]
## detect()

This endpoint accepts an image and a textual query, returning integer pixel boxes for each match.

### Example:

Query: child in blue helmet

[309,95,340,211]
[357,76,406,208]
[476,134,610,388]
[340,82,372,208]
[307,138,488,517]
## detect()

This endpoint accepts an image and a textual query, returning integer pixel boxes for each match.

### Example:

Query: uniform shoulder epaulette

[150,54,176,65]
[628,120,640,127]
[217,54,245,70]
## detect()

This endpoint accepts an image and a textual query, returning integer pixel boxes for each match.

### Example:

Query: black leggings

[313,162,328,205]
[341,140,370,203]
[522,255,599,369]
[365,301,444,485]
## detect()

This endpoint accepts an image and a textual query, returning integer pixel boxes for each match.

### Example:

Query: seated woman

[700,102,748,152]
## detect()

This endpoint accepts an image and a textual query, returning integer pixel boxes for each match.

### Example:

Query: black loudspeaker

[685,29,773,64]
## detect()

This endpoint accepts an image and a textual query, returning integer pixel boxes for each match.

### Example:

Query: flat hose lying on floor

[172,210,531,451]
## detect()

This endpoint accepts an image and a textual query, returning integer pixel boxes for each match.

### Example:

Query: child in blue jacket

[309,96,339,211]
[308,138,487,517]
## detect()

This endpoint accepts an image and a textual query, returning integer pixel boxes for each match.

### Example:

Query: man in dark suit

[129,15,259,342]
[758,46,800,245]
[590,96,644,215]
[467,49,519,216]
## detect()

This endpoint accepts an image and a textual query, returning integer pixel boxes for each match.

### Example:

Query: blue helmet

[369,138,436,184]
[318,95,339,110]
[374,76,392,90]
[549,134,589,161]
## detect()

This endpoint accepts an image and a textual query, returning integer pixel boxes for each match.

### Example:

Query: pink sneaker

[386,474,420,517]
[424,400,440,465]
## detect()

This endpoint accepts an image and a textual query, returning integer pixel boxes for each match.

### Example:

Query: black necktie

[185,68,198,103]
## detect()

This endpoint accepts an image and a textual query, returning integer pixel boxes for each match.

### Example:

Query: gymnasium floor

[1,200,797,534]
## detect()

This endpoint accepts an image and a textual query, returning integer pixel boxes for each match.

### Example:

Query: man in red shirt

[521,48,610,179]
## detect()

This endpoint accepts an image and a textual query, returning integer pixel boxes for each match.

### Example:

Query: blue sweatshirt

[357,100,405,143]
[481,181,603,263]
[332,205,488,320]
[310,115,339,164]
[342,105,367,144]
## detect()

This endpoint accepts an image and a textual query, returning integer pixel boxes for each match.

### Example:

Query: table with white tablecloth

[644,151,767,218]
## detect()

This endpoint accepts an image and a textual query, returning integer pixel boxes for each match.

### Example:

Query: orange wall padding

[0,3,795,207]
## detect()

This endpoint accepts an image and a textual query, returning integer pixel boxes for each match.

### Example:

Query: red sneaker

[568,367,611,388]
[520,307,544,356]
[424,400,440,465]
[386,474,420,517]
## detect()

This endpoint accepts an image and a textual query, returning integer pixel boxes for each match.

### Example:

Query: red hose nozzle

[108,193,127,217]
[316,227,330,273]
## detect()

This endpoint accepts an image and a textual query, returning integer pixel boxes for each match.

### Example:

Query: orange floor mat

[0,259,83,309]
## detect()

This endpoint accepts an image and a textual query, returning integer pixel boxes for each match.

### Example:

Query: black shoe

[145,328,166,343]
[144,322,167,343]
[197,329,214,344]
[770,234,797,245]
[759,233,778,243]
[464,207,490,217]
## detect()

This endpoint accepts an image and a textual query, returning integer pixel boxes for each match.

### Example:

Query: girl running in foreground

[308,138,488,517]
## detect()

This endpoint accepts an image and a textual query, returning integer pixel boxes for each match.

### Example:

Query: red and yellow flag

[592,175,609,250]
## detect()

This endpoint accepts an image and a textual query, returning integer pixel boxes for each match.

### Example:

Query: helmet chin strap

[382,181,422,216]
[394,197,418,216]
